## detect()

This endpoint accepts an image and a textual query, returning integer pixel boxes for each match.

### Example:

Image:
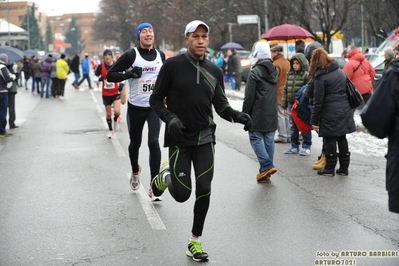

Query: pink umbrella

[262,24,314,41]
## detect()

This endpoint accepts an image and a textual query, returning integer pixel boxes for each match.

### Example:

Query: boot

[317,153,337,176]
[312,153,326,170]
[336,152,350,176]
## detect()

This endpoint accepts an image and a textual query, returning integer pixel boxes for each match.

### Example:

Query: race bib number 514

[138,79,155,94]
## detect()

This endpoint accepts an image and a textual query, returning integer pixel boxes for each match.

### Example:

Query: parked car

[364,53,381,62]
[238,50,251,83]
[370,56,385,88]
[328,54,347,69]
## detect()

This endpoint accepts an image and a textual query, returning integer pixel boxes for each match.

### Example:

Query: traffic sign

[237,15,259,25]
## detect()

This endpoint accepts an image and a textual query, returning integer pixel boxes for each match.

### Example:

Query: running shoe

[148,188,162,201]
[107,131,115,139]
[150,162,169,195]
[186,239,208,262]
[129,165,141,191]
[114,121,120,131]
[0,133,12,138]
[117,115,122,123]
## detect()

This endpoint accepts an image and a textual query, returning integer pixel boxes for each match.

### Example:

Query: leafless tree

[92,0,398,52]
[365,0,399,41]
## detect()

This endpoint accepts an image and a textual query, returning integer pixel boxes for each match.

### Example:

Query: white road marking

[111,137,125,157]
[91,89,125,157]
[127,173,166,230]
[96,104,103,113]
[89,90,98,103]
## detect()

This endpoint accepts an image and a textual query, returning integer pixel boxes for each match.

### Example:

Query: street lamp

[227,22,236,42]
[360,0,364,49]
[264,0,269,32]
[7,0,10,45]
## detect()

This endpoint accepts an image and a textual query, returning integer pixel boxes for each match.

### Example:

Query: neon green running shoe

[186,239,208,262]
[150,162,169,196]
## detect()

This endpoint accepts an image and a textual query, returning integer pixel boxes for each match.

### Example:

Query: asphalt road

[0,78,398,266]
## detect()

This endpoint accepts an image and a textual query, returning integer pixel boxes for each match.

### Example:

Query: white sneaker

[148,188,162,201]
[59,96,65,100]
[129,165,141,191]
[107,131,115,139]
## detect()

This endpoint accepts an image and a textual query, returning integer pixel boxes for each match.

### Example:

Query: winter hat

[270,45,283,52]
[184,20,209,36]
[251,41,271,66]
[103,49,113,56]
[136,22,153,40]
[304,42,323,62]
[0,53,8,63]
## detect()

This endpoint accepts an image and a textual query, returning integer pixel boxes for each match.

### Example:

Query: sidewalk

[224,82,368,133]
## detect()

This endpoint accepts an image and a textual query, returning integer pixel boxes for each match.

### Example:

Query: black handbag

[346,77,364,108]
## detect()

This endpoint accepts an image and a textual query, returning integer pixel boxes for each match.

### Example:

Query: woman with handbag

[343,45,375,105]
[309,48,356,176]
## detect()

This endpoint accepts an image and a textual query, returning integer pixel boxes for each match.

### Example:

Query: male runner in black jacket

[149,20,252,262]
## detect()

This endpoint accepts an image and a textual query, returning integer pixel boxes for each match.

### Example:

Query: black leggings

[168,143,215,237]
[324,135,349,155]
[127,103,161,179]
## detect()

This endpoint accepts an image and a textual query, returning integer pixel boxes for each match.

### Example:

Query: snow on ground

[227,98,388,158]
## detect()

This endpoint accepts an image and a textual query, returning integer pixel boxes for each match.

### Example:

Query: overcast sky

[10,0,101,15]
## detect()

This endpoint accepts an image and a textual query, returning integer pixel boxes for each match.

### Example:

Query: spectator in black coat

[70,52,80,88]
[309,48,356,177]
[361,58,399,214]
[225,49,240,91]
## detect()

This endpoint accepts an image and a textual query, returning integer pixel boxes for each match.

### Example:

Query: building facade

[0,1,104,57]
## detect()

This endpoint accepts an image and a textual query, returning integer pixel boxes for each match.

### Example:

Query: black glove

[128,66,142,78]
[234,112,252,131]
[118,82,124,92]
[167,115,186,140]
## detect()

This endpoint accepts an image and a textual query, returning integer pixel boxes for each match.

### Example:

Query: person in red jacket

[342,45,375,105]
[95,49,121,139]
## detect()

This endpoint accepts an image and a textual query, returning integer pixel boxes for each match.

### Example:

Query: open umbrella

[24,49,39,57]
[44,52,60,60]
[0,46,24,64]
[262,24,314,41]
[221,42,244,50]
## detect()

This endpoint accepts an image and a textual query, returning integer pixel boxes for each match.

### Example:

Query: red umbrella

[262,24,314,40]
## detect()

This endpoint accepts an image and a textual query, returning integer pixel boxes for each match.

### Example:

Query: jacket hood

[347,49,365,62]
[290,53,309,72]
[315,60,340,78]
[45,56,53,64]
[255,59,278,85]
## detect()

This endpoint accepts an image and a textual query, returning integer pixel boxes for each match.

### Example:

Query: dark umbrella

[24,49,39,57]
[44,52,60,60]
[0,46,24,64]
[262,24,314,40]
[221,42,244,50]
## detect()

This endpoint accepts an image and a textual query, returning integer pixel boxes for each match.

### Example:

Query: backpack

[291,84,312,133]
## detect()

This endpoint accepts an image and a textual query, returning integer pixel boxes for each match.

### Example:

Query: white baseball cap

[184,20,209,36]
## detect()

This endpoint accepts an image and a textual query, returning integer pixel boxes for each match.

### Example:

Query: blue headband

[136,22,153,40]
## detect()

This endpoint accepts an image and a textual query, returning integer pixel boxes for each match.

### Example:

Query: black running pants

[168,143,215,237]
[127,103,161,179]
